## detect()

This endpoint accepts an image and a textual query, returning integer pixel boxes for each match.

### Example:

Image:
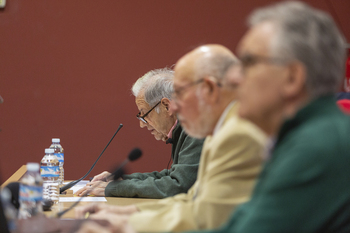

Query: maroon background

[0,0,349,182]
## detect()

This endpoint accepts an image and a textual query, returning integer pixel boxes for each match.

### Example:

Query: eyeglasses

[239,54,288,69]
[172,79,205,101]
[136,101,161,124]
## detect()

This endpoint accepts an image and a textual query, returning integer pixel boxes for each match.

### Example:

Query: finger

[75,203,101,218]
[91,171,110,182]
[75,187,87,196]
[79,188,91,197]
[76,222,111,233]
[78,186,93,196]
[75,205,92,219]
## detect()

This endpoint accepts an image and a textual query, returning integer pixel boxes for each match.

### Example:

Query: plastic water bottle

[40,148,59,204]
[49,138,64,185]
[1,188,18,231]
[18,163,43,219]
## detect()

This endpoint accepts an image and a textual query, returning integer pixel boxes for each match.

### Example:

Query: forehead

[237,21,277,56]
[135,95,150,109]
[174,58,196,86]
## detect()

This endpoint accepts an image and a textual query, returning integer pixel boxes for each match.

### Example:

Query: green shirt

[190,96,350,233]
[105,123,204,198]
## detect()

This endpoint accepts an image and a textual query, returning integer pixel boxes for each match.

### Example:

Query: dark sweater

[105,123,204,198]
[189,96,350,233]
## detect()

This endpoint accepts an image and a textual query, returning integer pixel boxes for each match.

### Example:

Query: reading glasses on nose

[136,101,161,124]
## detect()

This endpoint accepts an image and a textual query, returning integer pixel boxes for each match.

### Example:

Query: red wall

[0,0,349,182]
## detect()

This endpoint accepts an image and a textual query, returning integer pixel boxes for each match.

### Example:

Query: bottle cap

[45,148,55,154]
[52,138,60,143]
[27,162,40,171]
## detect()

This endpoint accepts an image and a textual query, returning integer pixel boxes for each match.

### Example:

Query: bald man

[75,45,266,233]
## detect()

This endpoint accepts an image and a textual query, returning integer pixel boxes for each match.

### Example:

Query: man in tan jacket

[76,44,267,233]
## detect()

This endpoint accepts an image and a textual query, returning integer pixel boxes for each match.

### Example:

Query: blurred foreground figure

[76,45,266,232]
[186,1,350,233]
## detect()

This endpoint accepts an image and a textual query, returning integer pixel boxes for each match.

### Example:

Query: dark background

[0,0,349,182]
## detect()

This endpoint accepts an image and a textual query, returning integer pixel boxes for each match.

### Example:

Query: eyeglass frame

[172,77,223,102]
[172,79,205,102]
[238,53,289,70]
[136,100,161,124]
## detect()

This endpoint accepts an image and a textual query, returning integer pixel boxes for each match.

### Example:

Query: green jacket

[105,123,204,198]
[191,96,350,233]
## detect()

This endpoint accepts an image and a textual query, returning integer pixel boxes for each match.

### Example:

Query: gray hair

[248,1,346,98]
[131,68,174,113]
[195,53,239,81]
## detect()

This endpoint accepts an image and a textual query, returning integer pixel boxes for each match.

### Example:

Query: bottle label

[55,153,64,163]
[41,166,60,177]
[19,184,43,202]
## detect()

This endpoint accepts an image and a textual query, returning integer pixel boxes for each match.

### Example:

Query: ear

[282,61,306,98]
[202,76,220,104]
[161,98,171,112]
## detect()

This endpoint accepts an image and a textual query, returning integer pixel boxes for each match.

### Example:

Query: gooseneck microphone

[56,148,142,218]
[105,147,142,181]
[60,124,123,194]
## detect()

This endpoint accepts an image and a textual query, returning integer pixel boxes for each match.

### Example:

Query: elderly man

[184,2,350,233]
[76,68,204,198]
[76,45,266,232]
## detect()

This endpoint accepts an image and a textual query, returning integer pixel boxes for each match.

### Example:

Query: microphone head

[128,148,142,161]
[4,182,20,210]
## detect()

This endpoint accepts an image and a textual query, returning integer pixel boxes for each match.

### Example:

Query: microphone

[105,148,142,181]
[56,169,125,218]
[60,124,123,194]
[56,148,142,218]
[3,182,53,212]
[3,182,20,210]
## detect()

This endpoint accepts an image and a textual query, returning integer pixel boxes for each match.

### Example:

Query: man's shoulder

[287,108,350,149]
[217,115,267,146]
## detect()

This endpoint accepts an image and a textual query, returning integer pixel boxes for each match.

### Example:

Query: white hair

[248,1,346,98]
[131,68,174,113]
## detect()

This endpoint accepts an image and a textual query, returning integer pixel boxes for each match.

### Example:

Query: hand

[75,203,115,219]
[91,171,112,182]
[76,221,113,233]
[75,181,110,197]
[89,211,136,233]
[77,219,136,233]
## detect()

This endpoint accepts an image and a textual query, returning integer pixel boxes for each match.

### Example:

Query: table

[1,165,157,218]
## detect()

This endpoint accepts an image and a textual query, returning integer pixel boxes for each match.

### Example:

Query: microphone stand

[60,124,123,194]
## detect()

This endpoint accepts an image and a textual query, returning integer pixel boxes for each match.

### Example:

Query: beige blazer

[129,103,266,232]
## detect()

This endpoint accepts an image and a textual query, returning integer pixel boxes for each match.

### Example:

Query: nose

[169,100,179,114]
[140,120,147,128]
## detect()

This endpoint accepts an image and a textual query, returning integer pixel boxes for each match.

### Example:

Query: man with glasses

[76,68,204,198]
[183,2,349,233]
[75,45,266,232]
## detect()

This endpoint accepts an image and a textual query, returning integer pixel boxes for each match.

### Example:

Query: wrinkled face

[237,22,287,131]
[135,96,168,141]
[170,67,211,139]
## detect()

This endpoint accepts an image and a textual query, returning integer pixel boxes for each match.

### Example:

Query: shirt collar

[213,101,236,136]
[167,120,178,139]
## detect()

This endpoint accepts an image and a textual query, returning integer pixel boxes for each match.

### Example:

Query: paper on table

[59,197,107,202]
[63,180,89,194]
[63,180,89,185]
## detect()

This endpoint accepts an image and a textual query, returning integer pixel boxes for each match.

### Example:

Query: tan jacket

[129,103,266,232]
